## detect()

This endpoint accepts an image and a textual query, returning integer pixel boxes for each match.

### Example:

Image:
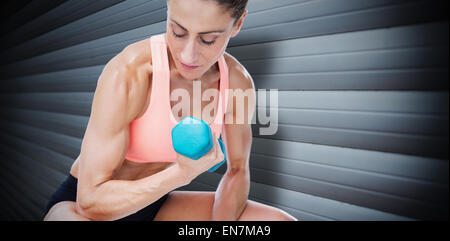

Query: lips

[180,62,199,70]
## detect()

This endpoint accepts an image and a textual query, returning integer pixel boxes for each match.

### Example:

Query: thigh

[153,191,297,221]
[154,191,215,221]
[44,201,91,221]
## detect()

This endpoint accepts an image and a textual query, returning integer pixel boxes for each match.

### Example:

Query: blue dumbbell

[171,116,226,172]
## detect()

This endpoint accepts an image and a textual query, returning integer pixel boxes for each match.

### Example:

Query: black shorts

[43,174,169,221]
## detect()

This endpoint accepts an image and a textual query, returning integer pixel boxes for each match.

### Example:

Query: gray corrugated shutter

[0,0,448,221]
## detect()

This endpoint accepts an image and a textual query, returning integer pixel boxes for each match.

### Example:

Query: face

[166,0,246,80]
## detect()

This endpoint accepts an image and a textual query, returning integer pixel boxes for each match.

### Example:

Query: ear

[230,10,248,38]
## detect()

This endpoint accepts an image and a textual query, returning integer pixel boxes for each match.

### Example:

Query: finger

[214,137,222,162]
[176,152,188,162]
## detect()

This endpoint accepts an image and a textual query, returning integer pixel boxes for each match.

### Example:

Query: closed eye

[172,30,216,46]
[201,39,216,45]
[172,30,185,38]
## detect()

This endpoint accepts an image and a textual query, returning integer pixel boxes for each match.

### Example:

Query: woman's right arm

[75,45,188,221]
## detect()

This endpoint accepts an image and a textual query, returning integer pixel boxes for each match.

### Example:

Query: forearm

[77,163,187,220]
[212,168,250,220]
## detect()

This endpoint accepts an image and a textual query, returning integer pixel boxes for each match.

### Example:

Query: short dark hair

[167,0,248,25]
[209,0,248,22]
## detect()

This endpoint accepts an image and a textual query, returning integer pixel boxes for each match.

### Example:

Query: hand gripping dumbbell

[171,116,226,172]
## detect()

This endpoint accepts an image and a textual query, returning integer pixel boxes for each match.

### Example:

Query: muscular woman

[43,0,297,221]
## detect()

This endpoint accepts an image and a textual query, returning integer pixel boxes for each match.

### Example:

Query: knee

[257,201,297,221]
[44,201,91,221]
[44,202,63,221]
[274,208,297,221]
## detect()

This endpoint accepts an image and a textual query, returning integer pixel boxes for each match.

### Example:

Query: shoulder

[115,37,153,72]
[105,36,155,93]
[99,37,154,122]
[223,52,256,116]
[103,37,153,95]
[223,52,255,92]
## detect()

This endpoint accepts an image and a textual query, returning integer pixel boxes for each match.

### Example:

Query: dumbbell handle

[208,138,226,172]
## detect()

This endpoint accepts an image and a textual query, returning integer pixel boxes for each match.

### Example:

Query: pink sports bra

[124,33,229,163]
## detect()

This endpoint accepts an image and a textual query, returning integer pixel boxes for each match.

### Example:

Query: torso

[70,37,227,181]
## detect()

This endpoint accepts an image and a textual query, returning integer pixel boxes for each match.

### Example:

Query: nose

[180,39,198,65]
